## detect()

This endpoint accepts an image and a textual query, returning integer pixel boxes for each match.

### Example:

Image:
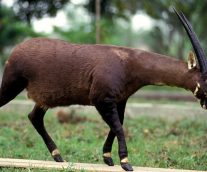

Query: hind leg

[103,100,126,166]
[28,104,63,162]
[0,62,27,107]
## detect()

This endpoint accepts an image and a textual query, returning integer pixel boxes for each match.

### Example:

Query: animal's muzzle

[200,99,207,109]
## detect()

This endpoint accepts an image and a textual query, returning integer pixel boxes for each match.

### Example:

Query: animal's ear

[187,51,197,70]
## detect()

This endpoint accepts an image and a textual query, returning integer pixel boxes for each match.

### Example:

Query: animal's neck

[132,50,200,93]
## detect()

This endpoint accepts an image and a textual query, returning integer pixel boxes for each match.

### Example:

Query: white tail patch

[187,51,197,70]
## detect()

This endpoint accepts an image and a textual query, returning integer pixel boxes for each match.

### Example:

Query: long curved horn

[173,7,207,73]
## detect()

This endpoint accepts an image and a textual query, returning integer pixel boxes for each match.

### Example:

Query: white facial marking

[197,82,200,88]
[193,86,199,96]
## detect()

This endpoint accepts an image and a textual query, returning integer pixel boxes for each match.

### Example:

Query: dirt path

[0,158,205,172]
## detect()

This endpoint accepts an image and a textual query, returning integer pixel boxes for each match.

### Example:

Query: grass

[141,85,187,92]
[0,109,206,171]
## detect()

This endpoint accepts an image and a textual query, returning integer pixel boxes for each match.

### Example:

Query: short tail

[0,61,27,107]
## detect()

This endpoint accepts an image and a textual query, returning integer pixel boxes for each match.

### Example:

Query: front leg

[95,99,133,171]
[103,100,126,166]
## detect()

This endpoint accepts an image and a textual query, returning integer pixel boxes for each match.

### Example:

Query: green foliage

[0,4,41,65]
[1,0,207,63]
[86,0,143,21]
[54,22,95,44]
[135,0,207,59]
[53,3,133,46]
[13,0,69,25]
[85,0,207,59]
[54,18,133,46]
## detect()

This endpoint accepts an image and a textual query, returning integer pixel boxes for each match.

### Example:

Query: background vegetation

[0,0,207,65]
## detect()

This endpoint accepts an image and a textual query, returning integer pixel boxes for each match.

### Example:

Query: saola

[0,9,206,171]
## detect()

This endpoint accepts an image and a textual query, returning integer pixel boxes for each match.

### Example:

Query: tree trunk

[95,0,101,44]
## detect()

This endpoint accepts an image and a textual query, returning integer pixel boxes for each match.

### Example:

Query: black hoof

[121,163,133,171]
[103,156,114,166]
[54,155,64,162]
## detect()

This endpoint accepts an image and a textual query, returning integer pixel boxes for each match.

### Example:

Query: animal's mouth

[200,99,207,109]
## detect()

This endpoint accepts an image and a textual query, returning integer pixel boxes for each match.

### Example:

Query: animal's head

[174,8,207,109]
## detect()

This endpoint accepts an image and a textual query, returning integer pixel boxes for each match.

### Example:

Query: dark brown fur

[4,38,199,107]
[0,37,201,171]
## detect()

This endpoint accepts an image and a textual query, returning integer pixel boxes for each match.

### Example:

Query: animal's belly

[26,86,91,108]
